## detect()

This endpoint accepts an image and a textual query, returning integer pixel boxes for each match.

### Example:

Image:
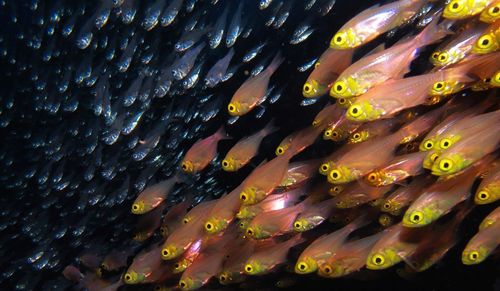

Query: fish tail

[266,51,284,75]
[215,126,231,141]
[416,11,453,47]
[262,119,279,136]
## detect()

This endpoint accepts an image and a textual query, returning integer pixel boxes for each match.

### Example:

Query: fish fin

[265,51,285,75]
[215,126,231,141]
[364,43,386,57]
[262,118,279,136]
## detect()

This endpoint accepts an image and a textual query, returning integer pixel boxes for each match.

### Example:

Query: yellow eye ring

[333,81,347,94]
[476,191,490,201]
[228,103,236,113]
[438,52,449,63]
[205,222,213,231]
[222,160,229,167]
[349,105,362,117]
[409,211,424,223]
[439,138,452,149]
[371,254,385,266]
[353,133,360,139]
[477,35,493,49]
[433,81,445,91]
[333,34,345,45]
[367,173,377,182]
[430,153,439,162]
[179,280,187,289]
[338,98,346,105]
[240,193,248,201]
[322,264,333,274]
[383,201,392,210]
[294,221,303,230]
[246,228,254,236]
[314,62,321,68]
[162,249,169,257]
[424,140,433,150]
[303,83,312,93]
[468,251,480,261]
[320,163,330,172]
[439,159,453,171]
[297,262,309,272]
[329,170,341,181]
[431,52,440,60]
[449,1,463,12]
[324,129,332,137]
[488,5,500,16]
[245,264,253,273]
[132,204,139,211]
[276,146,285,155]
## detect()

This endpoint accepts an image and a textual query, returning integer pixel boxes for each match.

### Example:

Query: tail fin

[261,119,279,136]
[265,51,284,76]
[214,126,231,141]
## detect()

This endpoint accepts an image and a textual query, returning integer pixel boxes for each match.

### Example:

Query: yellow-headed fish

[348,118,400,144]
[132,202,166,242]
[479,206,500,230]
[132,175,180,214]
[475,161,500,204]
[312,103,344,129]
[160,200,190,238]
[179,248,227,290]
[204,185,243,234]
[381,175,434,216]
[293,198,337,232]
[444,0,495,19]
[236,187,304,220]
[472,19,500,54]
[365,151,427,186]
[480,0,500,23]
[461,222,500,265]
[279,159,321,189]
[332,181,393,208]
[124,244,171,284]
[181,127,230,174]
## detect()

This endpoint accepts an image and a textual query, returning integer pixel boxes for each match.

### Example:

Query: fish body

[475,161,500,204]
[472,20,500,54]
[365,151,427,186]
[131,175,179,214]
[381,175,434,215]
[236,188,304,220]
[181,127,229,174]
[246,203,306,239]
[462,222,500,265]
[480,0,500,23]
[444,0,494,19]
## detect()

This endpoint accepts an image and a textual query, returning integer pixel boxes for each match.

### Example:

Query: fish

[475,161,500,204]
[131,175,180,214]
[226,1,244,47]
[124,244,171,284]
[294,215,369,274]
[444,0,495,19]
[319,232,384,277]
[204,48,235,88]
[279,159,321,189]
[303,48,354,98]
[236,187,304,220]
[181,127,230,174]
[381,175,434,216]
[173,239,203,274]
[349,118,400,146]
[293,198,337,232]
[209,4,229,49]
[330,0,427,49]
[312,103,344,129]
[480,0,500,23]
[472,20,500,54]
[171,42,206,80]
[462,222,500,265]
[159,201,189,237]
[204,185,243,234]
[331,16,450,98]
[132,202,166,242]
[244,235,304,275]
[218,240,258,285]
[365,151,427,186]
[479,206,500,230]
[160,0,183,27]
[403,157,490,227]
[323,115,360,142]
[99,248,131,274]
[332,182,393,209]
[222,121,277,172]
[228,53,284,116]
[318,143,355,176]
[277,126,323,156]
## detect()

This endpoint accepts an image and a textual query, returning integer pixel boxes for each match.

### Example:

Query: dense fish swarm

[1,0,499,290]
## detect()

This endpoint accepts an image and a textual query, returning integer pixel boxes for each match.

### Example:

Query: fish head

[319,161,334,176]
[472,32,500,54]
[475,184,499,205]
[236,206,254,220]
[492,70,500,87]
[479,215,497,230]
[432,49,462,67]
[246,224,269,239]
[293,215,325,232]
[480,3,500,23]
[330,28,359,49]
[430,50,443,66]
[366,247,401,270]
[132,231,149,242]
[295,256,318,274]
[240,186,260,205]
[443,0,474,19]
[381,199,400,214]
[337,97,356,108]
[403,206,440,227]
[161,244,182,260]
[219,270,244,285]
[436,134,461,150]
[330,77,361,98]
[221,157,238,171]
[180,160,195,174]
[159,225,169,238]
[431,153,470,176]
[173,258,190,273]
[239,219,251,231]
[204,217,228,234]
[179,276,201,290]
[275,142,290,155]
[303,79,327,98]
[378,214,395,227]
[328,165,355,184]
[131,200,147,214]
[462,245,491,265]
[227,101,247,116]
[244,259,266,275]
[423,151,440,170]
[365,170,391,186]
[329,185,345,196]
[430,79,465,96]
[348,130,370,144]
[419,137,436,151]
[346,101,381,122]
[124,270,146,284]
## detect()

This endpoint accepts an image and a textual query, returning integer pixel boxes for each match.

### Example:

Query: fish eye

[321,164,330,173]
[323,264,332,274]
[294,221,303,230]
[314,62,321,69]
[439,138,452,149]
[228,103,237,113]
[424,140,433,149]
[431,52,440,60]
[469,251,480,261]
[349,105,362,117]
[240,193,248,201]
[245,265,253,273]
[433,82,445,91]
[331,131,339,138]
[179,281,187,289]
[132,204,140,211]
[324,129,332,137]
[488,5,500,16]
[329,170,341,180]
[353,133,360,139]
[333,81,347,94]
[372,254,385,266]
[449,1,463,12]
[174,262,181,269]
[219,274,227,281]
[303,83,312,93]
[297,262,309,272]
[205,222,213,231]
[338,98,346,104]
[367,173,377,182]
[383,202,392,210]
[438,52,449,62]
[333,33,345,45]
[221,160,229,168]
[439,159,453,171]
[332,186,342,193]
[410,211,424,223]
[239,222,245,228]
[162,249,169,257]
[477,35,492,48]
[124,274,132,282]
[276,147,285,155]
[476,191,490,201]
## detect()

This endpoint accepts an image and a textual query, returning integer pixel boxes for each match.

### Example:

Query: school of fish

[1,0,499,290]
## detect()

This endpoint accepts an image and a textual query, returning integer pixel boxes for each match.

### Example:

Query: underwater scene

[1,0,500,290]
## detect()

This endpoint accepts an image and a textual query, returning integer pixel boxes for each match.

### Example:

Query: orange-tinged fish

[492,69,500,86]
[162,200,217,260]
[475,161,500,204]
[431,21,489,67]
[479,206,500,230]
[181,127,230,174]
[381,175,434,215]
[323,115,360,142]
[204,185,243,234]
[330,0,427,49]
[431,126,500,176]
[365,151,427,186]
[312,103,344,129]
[462,222,500,265]
[404,158,490,227]
[472,20,500,54]
[160,200,190,238]
[99,249,132,273]
[303,49,354,98]
[319,232,384,277]
[239,152,294,205]
[132,202,166,242]
[279,159,321,189]
[480,0,500,23]
[277,126,323,156]
[228,53,284,116]
[131,175,180,214]
[222,121,277,171]
[218,240,258,285]
[244,235,304,275]
[236,187,304,220]
[182,199,218,225]
[294,215,370,274]
[444,0,495,19]
[179,248,227,290]
[348,118,400,144]
[124,244,169,284]
[332,181,393,208]
[397,106,447,144]
[172,239,203,274]
[331,16,450,98]
[246,201,309,239]
[293,198,337,232]
[318,144,355,176]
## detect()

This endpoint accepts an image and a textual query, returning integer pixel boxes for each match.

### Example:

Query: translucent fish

[444,0,494,19]
[160,200,190,238]
[172,43,206,80]
[303,48,354,98]
[142,0,166,31]
[297,57,318,72]
[209,4,229,49]
[323,116,360,142]
[160,0,183,27]
[331,16,450,98]
[295,215,369,274]
[330,0,427,49]
[472,20,500,54]
[242,42,267,63]
[348,118,400,144]
[131,175,180,215]
[462,221,500,265]
[222,121,277,172]
[124,244,167,284]
[480,1,500,23]
[244,235,304,275]
[181,127,230,174]
[365,151,427,186]
[226,1,244,47]
[279,159,321,189]
[293,198,336,232]
[479,206,500,230]
[475,161,500,204]
[179,246,228,290]
[236,187,304,220]
[204,185,243,234]
[228,53,283,116]
[205,48,235,88]
[312,103,343,129]
[132,202,166,242]
[332,181,393,208]
[381,175,434,216]
[246,202,307,239]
